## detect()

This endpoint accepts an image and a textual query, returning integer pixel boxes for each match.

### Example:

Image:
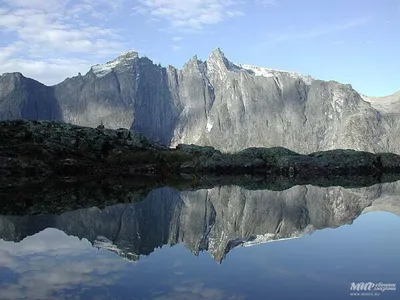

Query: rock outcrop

[0,49,399,154]
[1,120,400,194]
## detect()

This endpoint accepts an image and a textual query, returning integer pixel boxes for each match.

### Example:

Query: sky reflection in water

[0,211,399,299]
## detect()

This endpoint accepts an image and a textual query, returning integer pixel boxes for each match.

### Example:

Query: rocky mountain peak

[209,47,225,58]
[1,47,400,155]
[183,55,207,75]
[118,50,139,60]
[205,47,233,77]
[0,72,25,81]
[185,55,200,66]
[91,50,139,77]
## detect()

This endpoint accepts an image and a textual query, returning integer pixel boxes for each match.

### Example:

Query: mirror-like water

[0,182,399,299]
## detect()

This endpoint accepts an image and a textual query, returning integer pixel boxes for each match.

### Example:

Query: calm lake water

[0,183,399,300]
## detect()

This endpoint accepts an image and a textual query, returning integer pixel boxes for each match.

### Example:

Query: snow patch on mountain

[206,118,214,132]
[94,236,124,254]
[237,64,274,78]
[242,233,301,247]
[92,51,138,77]
[94,236,139,262]
[234,63,314,85]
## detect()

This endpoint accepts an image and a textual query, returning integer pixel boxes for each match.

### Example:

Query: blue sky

[0,0,398,96]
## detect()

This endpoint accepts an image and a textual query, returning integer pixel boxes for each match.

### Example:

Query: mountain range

[0,48,399,154]
[1,182,400,263]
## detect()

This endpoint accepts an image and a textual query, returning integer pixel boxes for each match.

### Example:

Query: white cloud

[0,0,128,85]
[226,10,244,17]
[0,58,92,84]
[0,229,244,300]
[0,228,128,300]
[70,0,125,19]
[1,0,70,12]
[133,0,243,31]
[0,43,23,61]
[255,0,279,6]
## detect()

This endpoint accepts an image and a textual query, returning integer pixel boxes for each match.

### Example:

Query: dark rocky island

[1,119,400,215]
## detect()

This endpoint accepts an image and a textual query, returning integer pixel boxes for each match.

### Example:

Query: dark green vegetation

[1,120,400,215]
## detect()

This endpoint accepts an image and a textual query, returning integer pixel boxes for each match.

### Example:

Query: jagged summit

[203,47,314,84]
[91,50,139,77]
[208,47,226,59]
[118,50,139,59]
[206,47,229,65]
[89,47,313,83]
[184,54,200,67]
[205,47,234,78]
[1,47,400,154]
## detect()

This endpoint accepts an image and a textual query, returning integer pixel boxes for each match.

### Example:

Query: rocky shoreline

[1,119,400,214]
[1,120,400,187]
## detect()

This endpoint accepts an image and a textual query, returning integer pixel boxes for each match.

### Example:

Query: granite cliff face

[1,182,399,263]
[0,49,398,153]
[0,73,62,121]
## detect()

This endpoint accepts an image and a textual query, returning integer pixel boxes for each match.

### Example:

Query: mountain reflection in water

[0,181,399,299]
